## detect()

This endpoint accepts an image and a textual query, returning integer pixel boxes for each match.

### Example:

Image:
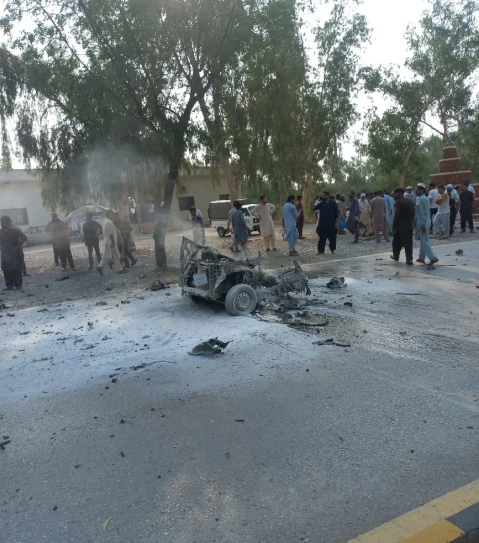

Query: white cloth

[436,193,449,213]
[99,218,122,271]
[434,210,450,237]
[468,185,475,193]
[428,188,438,209]
[252,202,276,238]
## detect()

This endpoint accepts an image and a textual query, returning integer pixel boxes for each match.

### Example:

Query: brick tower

[430,146,478,212]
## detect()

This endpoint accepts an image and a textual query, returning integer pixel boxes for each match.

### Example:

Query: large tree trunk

[302,137,315,218]
[154,132,185,269]
[220,155,239,204]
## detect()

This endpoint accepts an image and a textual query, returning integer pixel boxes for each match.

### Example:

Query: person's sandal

[416,258,425,264]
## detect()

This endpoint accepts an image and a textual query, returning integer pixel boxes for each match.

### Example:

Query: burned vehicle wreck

[179,238,310,316]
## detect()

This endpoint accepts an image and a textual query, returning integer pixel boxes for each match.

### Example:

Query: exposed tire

[217,227,227,237]
[225,284,257,316]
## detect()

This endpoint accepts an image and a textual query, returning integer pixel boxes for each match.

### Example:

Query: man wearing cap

[447,184,459,235]
[358,193,372,236]
[415,183,438,265]
[404,186,416,203]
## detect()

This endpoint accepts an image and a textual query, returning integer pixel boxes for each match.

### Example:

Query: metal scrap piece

[188,338,231,356]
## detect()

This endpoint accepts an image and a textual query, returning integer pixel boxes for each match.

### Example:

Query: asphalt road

[2,241,479,543]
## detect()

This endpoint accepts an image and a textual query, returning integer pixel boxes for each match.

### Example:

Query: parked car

[22,225,52,247]
[64,205,109,239]
[208,199,260,237]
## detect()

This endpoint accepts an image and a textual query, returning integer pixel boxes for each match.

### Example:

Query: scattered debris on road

[56,275,69,281]
[188,338,231,356]
[326,277,346,289]
[313,339,351,348]
[456,249,464,255]
[151,279,166,291]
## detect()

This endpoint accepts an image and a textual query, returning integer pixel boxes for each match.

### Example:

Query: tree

[301,0,371,209]
[0,0,267,266]
[406,0,479,141]
[198,0,306,205]
[365,80,428,186]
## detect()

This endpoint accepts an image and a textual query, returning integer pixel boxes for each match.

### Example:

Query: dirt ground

[2,221,477,311]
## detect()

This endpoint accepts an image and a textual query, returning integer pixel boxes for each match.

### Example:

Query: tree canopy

[1,0,479,238]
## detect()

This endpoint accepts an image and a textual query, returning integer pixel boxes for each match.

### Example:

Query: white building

[0,169,53,227]
[0,168,235,228]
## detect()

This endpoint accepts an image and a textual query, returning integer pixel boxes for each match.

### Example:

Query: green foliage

[305,0,371,179]
[0,0,261,215]
[406,0,479,136]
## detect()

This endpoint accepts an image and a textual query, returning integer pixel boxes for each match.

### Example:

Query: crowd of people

[1,181,476,290]
[193,181,476,264]
[0,204,138,290]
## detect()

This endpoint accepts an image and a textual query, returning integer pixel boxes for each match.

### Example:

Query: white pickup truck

[208,200,261,237]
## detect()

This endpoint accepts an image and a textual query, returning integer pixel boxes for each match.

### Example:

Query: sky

[4,0,431,168]
[340,0,430,157]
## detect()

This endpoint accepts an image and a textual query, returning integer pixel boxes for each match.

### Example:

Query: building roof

[0,169,39,183]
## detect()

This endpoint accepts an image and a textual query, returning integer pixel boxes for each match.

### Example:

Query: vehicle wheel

[217,227,227,237]
[225,284,257,316]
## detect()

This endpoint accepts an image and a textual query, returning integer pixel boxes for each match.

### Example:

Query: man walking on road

[282,195,299,256]
[315,191,339,255]
[52,218,75,271]
[383,190,394,234]
[0,216,27,291]
[358,193,372,236]
[415,183,438,266]
[295,195,305,239]
[447,184,460,236]
[117,212,137,267]
[97,210,125,276]
[370,191,389,243]
[252,196,277,252]
[231,201,249,253]
[346,190,360,243]
[428,182,439,234]
[46,213,61,266]
[189,207,206,246]
[459,182,475,233]
[82,212,102,270]
[390,188,415,265]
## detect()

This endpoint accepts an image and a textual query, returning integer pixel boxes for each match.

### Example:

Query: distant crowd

[187,181,475,266]
[1,181,476,290]
[0,203,137,291]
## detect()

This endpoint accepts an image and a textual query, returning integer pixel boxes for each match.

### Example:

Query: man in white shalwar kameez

[252,195,277,251]
[97,210,124,275]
